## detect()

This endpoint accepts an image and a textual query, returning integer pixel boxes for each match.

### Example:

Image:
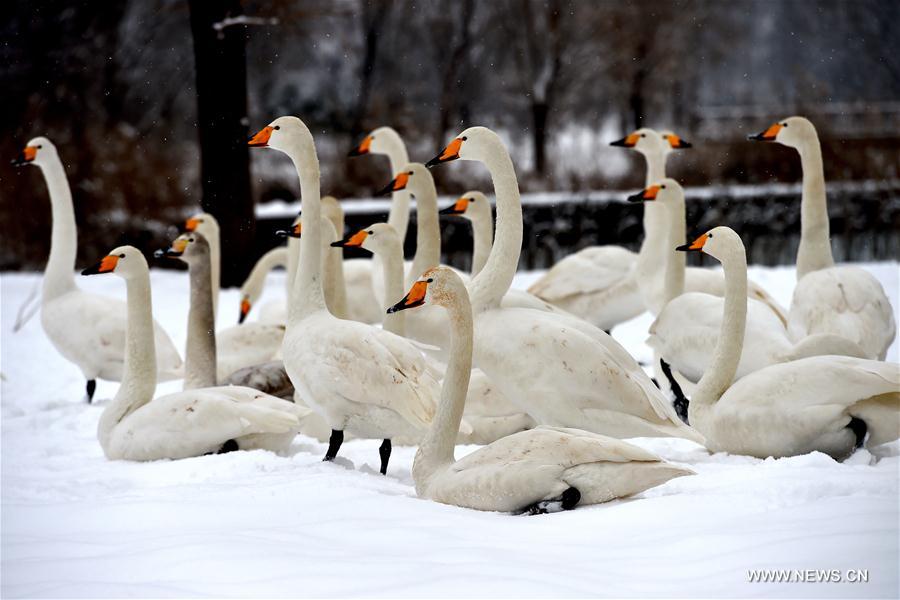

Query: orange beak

[439,197,469,216]
[748,123,782,142]
[665,134,692,149]
[348,135,372,157]
[185,217,200,232]
[610,133,640,148]
[425,138,463,167]
[387,280,429,313]
[676,233,708,252]
[81,254,119,275]
[248,126,273,147]
[626,185,660,203]
[12,146,37,166]
[239,297,251,324]
[332,229,368,248]
[375,172,410,196]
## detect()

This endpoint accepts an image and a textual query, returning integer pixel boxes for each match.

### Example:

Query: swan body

[14,137,182,400]
[389,267,692,513]
[679,226,899,460]
[81,246,306,461]
[426,127,703,443]
[750,116,895,359]
[250,116,442,473]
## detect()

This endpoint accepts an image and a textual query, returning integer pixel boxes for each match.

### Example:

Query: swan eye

[37,145,43,149]
[426,278,433,283]
[708,233,714,238]
[468,197,475,202]
[119,253,125,258]
[461,136,467,141]
[782,123,788,127]
[661,185,666,189]
[640,134,646,138]
[408,170,413,175]
[367,230,373,234]
[273,125,280,130]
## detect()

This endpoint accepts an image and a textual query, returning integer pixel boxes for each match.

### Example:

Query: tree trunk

[188,0,254,287]
[351,0,390,138]
[532,101,549,175]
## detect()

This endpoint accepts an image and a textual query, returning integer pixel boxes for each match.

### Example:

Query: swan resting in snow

[81,246,309,461]
[388,266,694,514]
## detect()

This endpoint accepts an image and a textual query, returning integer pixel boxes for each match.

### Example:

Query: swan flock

[12,112,898,514]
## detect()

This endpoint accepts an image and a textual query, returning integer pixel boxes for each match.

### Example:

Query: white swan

[388,266,693,513]
[333,223,535,444]
[438,191,493,276]
[426,127,703,442]
[13,137,182,402]
[676,226,899,459]
[526,128,688,330]
[639,179,866,388]
[81,246,308,460]
[749,116,896,359]
[238,246,287,323]
[249,116,440,474]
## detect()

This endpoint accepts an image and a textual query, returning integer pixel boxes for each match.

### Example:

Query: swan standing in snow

[426,127,703,442]
[81,246,307,460]
[526,128,689,330]
[333,223,535,444]
[238,246,288,324]
[12,137,183,402]
[676,227,899,459]
[249,116,441,474]
[388,267,693,513]
[749,116,896,359]
[635,180,866,392]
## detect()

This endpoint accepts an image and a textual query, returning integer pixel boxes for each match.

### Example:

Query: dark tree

[189,0,255,286]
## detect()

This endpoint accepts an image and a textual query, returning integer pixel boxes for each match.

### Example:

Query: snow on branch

[212,15,279,38]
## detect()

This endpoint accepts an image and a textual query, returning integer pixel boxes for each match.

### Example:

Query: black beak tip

[626,192,645,203]
[347,148,362,158]
[330,240,345,247]
[424,156,441,169]
[386,306,398,314]
[374,183,394,197]
[238,311,247,324]
[275,230,289,238]
[81,264,100,276]
[679,141,693,149]
[675,244,691,252]
[609,138,628,148]
[747,133,767,142]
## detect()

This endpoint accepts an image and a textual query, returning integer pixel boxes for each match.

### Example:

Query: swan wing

[685,267,787,325]
[528,246,635,301]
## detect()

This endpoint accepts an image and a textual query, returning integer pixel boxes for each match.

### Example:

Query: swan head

[184,212,219,242]
[12,136,58,167]
[425,126,505,167]
[626,177,684,205]
[387,266,467,314]
[321,195,343,223]
[348,126,404,158]
[276,216,303,239]
[676,226,743,263]
[374,162,433,197]
[331,222,398,255]
[748,116,815,147]
[439,190,490,222]
[659,130,693,152]
[609,128,679,156]
[155,232,210,265]
[248,116,314,155]
[81,245,147,280]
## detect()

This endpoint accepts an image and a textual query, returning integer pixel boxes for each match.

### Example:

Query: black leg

[217,439,239,453]
[86,379,97,404]
[847,417,867,449]
[523,487,582,515]
[379,439,392,475]
[324,429,344,462]
[659,359,690,425]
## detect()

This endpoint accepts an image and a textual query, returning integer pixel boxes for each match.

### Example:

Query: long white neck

[39,156,78,301]
[412,285,473,495]
[321,219,348,319]
[98,268,158,455]
[468,151,522,312]
[243,246,287,304]
[184,252,217,389]
[689,244,747,424]
[286,234,300,298]
[203,222,221,321]
[468,211,493,276]
[384,146,411,241]
[406,180,442,288]
[286,141,327,322]
[634,150,669,313]
[660,195,687,304]
[376,235,407,336]
[795,135,834,279]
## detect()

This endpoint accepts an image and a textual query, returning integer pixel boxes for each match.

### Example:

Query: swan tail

[849,392,900,448]
[563,460,694,506]
[750,285,788,327]
[236,403,301,435]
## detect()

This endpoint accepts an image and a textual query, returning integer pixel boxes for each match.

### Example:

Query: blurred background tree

[1,0,898,276]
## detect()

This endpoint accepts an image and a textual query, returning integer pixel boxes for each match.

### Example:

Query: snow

[2,262,899,598]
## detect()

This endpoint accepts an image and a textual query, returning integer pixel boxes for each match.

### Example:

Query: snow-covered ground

[2,262,898,598]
